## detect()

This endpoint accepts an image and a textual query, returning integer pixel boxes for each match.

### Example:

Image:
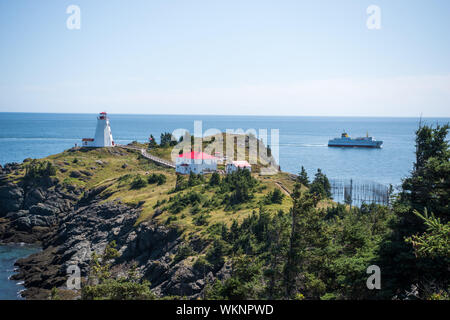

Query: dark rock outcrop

[0,183,24,215]
[1,165,230,300]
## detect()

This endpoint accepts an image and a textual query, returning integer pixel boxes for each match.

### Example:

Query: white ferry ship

[328,132,383,148]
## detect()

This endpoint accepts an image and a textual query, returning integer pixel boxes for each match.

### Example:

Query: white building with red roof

[176,151,218,175]
[226,160,252,174]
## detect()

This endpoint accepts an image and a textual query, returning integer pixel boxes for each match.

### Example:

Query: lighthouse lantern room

[82,112,115,147]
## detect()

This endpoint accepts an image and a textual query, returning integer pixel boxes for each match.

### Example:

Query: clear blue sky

[1,0,449,116]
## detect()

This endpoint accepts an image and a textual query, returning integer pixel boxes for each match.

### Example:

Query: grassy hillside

[9,138,333,242]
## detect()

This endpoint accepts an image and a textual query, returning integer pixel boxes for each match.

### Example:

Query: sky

[0,0,449,117]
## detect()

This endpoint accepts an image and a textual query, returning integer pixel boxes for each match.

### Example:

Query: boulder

[23,188,45,208]
[80,170,93,176]
[29,203,57,216]
[0,184,24,215]
[69,171,81,178]
[6,210,29,220]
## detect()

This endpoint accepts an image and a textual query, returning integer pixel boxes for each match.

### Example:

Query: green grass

[10,140,335,241]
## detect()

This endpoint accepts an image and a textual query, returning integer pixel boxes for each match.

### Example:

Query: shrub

[209,172,221,186]
[148,173,167,185]
[188,172,204,187]
[193,213,210,226]
[131,175,148,189]
[168,191,204,214]
[175,175,187,191]
[220,169,258,206]
[193,256,212,273]
[82,242,156,300]
[264,188,284,204]
[206,239,227,268]
[173,244,194,264]
[24,160,57,180]
[160,132,177,147]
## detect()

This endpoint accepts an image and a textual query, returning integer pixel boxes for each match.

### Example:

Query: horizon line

[1,111,450,119]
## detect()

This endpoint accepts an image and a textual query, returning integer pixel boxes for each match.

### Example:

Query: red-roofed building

[176,151,218,174]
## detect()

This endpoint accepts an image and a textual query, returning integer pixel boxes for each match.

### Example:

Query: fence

[330,178,391,206]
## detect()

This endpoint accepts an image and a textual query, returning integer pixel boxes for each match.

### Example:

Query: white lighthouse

[82,112,115,147]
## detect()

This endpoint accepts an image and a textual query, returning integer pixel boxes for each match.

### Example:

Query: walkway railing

[117,144,176,169]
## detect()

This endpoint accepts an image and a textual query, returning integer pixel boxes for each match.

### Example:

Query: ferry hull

[328,144,382,148]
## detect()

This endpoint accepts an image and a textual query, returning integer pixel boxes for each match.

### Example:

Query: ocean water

[0,244,40,300]
[1,113,449,186]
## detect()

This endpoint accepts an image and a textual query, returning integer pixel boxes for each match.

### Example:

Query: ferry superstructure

[328,132,383,148]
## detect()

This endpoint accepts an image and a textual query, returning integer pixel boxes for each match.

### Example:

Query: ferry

[328,132,383,148]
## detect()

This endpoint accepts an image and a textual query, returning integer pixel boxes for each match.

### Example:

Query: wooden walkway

[275,181,292,197]
[117,145,176,169]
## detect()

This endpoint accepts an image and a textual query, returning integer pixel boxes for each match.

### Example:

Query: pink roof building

[176,151,218,175]
[226,160,252,174]
[178,151,218,160]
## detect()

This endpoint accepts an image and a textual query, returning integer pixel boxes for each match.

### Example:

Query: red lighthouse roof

[178,151,218,160]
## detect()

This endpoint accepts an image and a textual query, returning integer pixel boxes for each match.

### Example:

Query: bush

[24,160,57,180]
[206,239,227,268]
[131,175,148,189]
[193,213,210,226]
[188,172,204,187]
[173,244,194,264]
[82,242,156,300]
[209,172,221,186]
[148,173,167,185]
[220,169,258,206]
[168,191,204,214]
[160,132,177,147]
[175,175,187,191]
[264,188,285,204]
[193,256,212,272]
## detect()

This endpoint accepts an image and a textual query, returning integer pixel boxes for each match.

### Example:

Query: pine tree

[148,134,158,148]
[378,123,450,299]
[284,185,328,298]
[297,166,310,187]
[309,169,332,199]
[209,172,221,186]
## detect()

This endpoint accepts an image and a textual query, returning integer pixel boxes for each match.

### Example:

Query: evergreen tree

[160,132,176,147]
[175,174,186,191]
[82,242,155,300]
[378,123,449,299]
[209,172,221,186]
[284,184,328,299]
[148,134,158,148]
[265,210,290,299]
[297,166,310,187]
[309,169,332,199]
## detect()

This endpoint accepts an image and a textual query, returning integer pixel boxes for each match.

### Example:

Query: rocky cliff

[0,158,232,300]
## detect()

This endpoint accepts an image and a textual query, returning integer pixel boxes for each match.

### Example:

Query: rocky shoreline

[0,162,231,300]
